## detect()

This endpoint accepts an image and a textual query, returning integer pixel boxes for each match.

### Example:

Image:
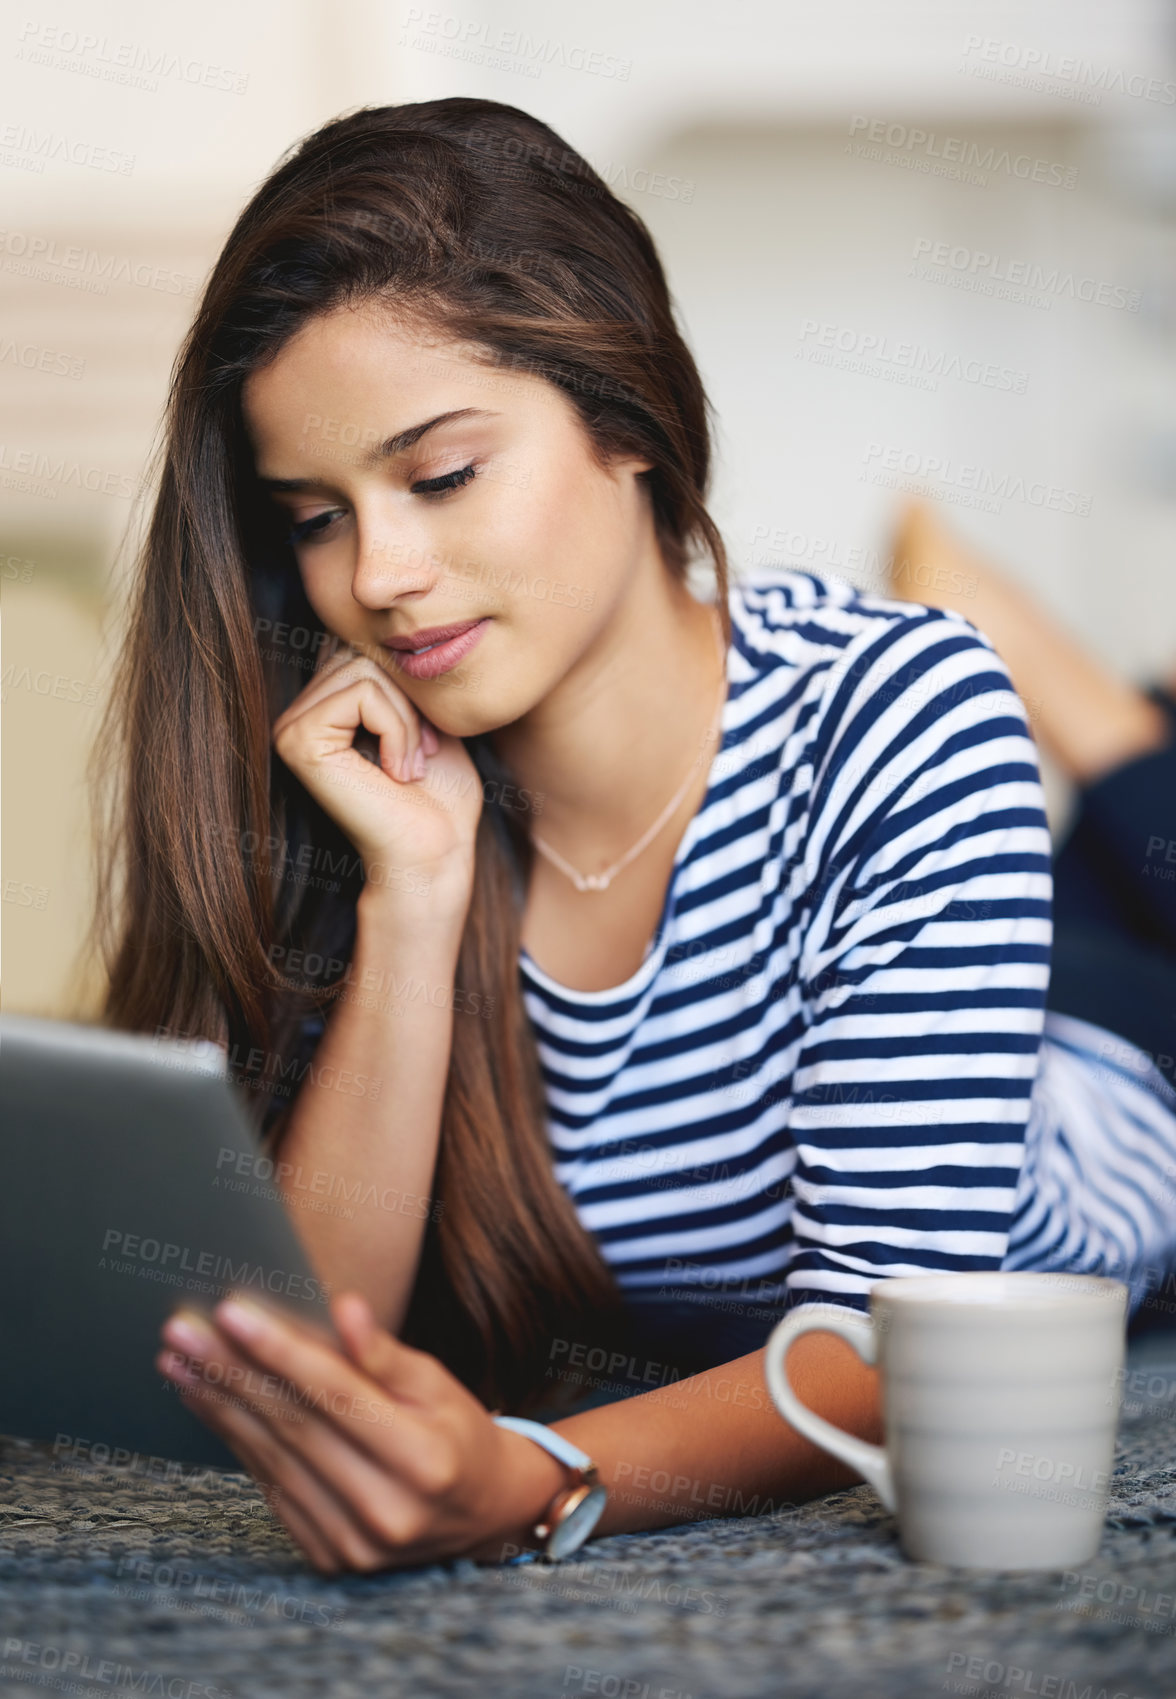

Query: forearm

[472,1331,883,1559]
[270,885,469,1333]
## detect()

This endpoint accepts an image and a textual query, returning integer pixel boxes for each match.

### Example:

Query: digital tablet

[0,1012,335,1470]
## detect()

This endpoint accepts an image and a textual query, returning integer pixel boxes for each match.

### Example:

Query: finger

[277,674,423,786]
[331,1290,382,1365]
[281,640,439,781]
[269,1490,349,1575]
[286,636,413,716]
[168,1363,384,1573]
[163,1338,429,1567]
[328,1292,451,1407]
[210,1295,456,1479]
[325,1290,455,1406]
[162,1298,438,1490]
[159,1345,342,1569]
[311,630,352,679]
[159,1314,392,1452]
[280,645,414,735]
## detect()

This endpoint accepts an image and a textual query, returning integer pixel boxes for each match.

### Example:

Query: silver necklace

[528,610,728,893]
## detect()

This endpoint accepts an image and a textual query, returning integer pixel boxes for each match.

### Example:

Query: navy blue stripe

[507,571,1175,1314]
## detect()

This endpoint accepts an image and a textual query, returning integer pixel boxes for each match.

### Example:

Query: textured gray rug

[3,1334,1175,1699]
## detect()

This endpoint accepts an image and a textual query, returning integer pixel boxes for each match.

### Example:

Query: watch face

[548,1485,608,1561]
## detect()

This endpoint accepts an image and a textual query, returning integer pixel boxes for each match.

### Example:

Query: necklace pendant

[577,871,612,892]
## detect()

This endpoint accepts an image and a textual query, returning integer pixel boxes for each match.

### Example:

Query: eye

[411,463,478,499]
[284,509,345,547]
[280,461,478,547]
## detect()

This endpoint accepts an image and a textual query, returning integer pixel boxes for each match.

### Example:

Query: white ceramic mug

[763,1272,1128,1568]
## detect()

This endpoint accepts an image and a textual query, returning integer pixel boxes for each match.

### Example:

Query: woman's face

[241,300,655,735]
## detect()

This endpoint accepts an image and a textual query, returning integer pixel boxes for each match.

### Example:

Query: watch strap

[491,1414,596,1475]
[491,1414,605,1559]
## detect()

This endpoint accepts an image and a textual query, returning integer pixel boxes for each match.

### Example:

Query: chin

[427,667,545,741]
[418,686,518,741]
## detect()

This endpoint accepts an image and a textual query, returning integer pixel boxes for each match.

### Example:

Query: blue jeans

[1046,685,1176,1076]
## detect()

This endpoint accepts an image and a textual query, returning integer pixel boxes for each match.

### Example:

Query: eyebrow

[256,407,501,491]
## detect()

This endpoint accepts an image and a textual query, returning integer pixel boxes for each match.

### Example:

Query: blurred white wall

[4,0,1176,1014]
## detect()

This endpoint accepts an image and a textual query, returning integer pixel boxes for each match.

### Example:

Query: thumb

[331,1290,381,1365]
[330,1291,436,1397]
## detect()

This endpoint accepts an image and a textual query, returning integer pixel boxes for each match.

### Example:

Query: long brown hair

[87,98,733,1412]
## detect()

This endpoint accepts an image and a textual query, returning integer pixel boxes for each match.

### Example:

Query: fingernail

[413,747,427,779]
[422,723,438,755]
[215,1297,269,1340]
[162,1312,217,1354]
[158,1348,201,1384]
[397,753,411,782]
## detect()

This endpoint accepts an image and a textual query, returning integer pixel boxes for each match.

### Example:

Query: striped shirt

[517,568,1176,1320]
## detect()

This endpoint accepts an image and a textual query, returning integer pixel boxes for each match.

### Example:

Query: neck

[489,564,727,863]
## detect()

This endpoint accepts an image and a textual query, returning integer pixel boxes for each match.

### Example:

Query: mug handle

[763,1305,896,1512]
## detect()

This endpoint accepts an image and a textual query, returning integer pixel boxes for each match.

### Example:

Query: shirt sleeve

[782,604,1053,1311]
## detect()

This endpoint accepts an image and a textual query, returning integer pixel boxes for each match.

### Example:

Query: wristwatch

[492,1414,608,1560]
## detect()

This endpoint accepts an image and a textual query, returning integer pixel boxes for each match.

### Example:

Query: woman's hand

[155,1290,564,1573]
[271,636,484,901]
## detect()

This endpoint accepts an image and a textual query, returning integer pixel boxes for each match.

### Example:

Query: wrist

[357,865,472,939]
[464,1427,568,1565]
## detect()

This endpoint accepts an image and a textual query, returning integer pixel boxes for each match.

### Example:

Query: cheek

[477,452,624,582]
[298,562,353,628]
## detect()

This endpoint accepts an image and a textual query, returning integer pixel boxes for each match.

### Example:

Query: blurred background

[4,0,1176,1017]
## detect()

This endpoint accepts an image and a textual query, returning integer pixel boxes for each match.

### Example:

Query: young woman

[89,97,1176,1575]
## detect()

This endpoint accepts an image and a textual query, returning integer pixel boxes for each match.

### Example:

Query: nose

[349,510,434,612]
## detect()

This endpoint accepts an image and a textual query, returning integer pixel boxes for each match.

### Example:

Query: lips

[380,618,490,681]
[382,618,484,654]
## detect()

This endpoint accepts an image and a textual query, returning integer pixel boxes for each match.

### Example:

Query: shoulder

[728,563,996,672]
[726,565,1030,765]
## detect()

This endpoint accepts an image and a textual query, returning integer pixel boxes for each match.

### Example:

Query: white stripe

[510,570,1176,1317]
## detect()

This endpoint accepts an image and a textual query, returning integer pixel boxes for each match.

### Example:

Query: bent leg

[887,499,1172,785]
